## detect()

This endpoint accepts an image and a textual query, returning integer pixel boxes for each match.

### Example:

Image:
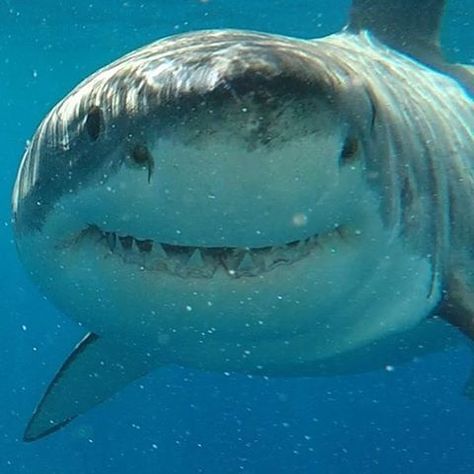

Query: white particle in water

[292,212,308,227]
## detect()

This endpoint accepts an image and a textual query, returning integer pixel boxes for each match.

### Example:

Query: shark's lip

[67,224,347,279]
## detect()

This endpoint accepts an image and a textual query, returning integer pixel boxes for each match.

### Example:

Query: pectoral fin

[24,333,155,442]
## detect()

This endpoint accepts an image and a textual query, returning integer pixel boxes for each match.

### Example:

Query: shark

[12,0,474,441]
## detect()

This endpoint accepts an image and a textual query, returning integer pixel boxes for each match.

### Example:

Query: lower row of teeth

[82,225,340,278]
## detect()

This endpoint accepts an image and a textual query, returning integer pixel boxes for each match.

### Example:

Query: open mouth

[70,224,346,279]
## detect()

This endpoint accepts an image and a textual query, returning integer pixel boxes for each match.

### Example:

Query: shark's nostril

[130,144,152,166]
[129,144,154,181]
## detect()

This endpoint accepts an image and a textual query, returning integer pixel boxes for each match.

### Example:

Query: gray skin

[12,1,474,442]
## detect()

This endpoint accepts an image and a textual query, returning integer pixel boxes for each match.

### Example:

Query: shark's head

[12,31,436,369]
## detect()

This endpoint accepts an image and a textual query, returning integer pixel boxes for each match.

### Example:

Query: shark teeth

[106,232,117,251]
[188,248,205,268]
[80,225,348,279]
[154,242,167,259]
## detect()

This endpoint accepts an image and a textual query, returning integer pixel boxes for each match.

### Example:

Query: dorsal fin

[347,0,445,64]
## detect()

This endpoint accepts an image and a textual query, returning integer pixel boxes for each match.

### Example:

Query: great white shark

[12,0,473,441]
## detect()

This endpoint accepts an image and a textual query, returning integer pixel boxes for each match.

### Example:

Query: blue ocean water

[1,1,473,472]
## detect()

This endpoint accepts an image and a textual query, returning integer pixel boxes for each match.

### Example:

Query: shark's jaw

[73,222,349,280]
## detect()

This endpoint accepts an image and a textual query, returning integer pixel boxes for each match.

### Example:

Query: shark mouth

[72,224,347,279]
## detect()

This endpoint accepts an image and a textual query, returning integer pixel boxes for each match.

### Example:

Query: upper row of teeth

[84,225,341,278]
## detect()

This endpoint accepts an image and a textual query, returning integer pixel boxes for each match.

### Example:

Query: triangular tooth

[296,238,310,257]
[188,248,205,268]
[238,252,255,271]
[106,232,117,251]
[154,243,167,259]
[131,239,139,252]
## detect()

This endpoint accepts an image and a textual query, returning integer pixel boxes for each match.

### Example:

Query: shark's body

[12,0,474,441]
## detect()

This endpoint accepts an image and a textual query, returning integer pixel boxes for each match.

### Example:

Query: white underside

[18,224,442,374]
[19,224,442,373]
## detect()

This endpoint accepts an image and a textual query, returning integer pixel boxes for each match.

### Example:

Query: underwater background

[1,1,473,472]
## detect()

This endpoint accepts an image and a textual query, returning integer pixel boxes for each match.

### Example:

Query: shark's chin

[69,223,350,279]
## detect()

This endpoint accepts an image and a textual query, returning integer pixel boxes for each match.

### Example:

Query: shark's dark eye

[84,105,104,141]
[340,136,359,165]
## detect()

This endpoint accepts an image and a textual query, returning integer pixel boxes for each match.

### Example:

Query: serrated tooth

[295,239,310,257]
[106,232,117,251]
[149,243,168,271]
[131,239,141,253]
[154,243,168,259]
[238,252,256,271]
[263,254,272,269]
[187,248,205,268]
